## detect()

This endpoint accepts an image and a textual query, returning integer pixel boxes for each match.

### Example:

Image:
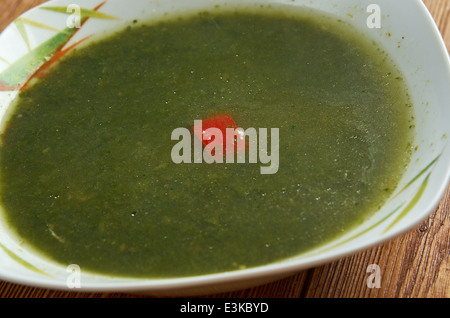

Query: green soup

[0,8,414,278]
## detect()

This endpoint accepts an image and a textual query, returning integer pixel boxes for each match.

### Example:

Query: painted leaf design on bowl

[0,1,118,92]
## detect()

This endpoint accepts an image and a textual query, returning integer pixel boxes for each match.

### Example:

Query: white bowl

[0,0,449,296]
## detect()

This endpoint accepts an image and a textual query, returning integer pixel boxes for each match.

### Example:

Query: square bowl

[0,0,449,296]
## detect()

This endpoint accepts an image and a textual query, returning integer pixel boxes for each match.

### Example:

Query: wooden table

[0,0,449,298]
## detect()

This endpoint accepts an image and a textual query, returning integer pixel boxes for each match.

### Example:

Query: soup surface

[0,8,414,278]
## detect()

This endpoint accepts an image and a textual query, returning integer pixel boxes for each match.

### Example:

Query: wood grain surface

[0,0,449,298]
